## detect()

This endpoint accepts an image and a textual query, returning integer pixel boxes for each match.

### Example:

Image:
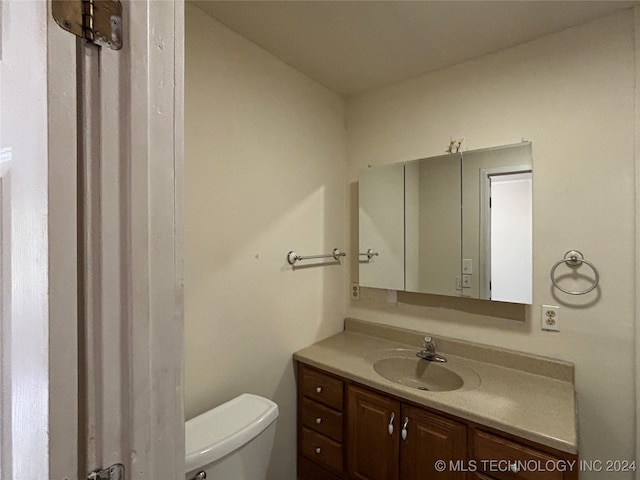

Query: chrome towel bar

[287,248,346,266]
[359,249,379,260]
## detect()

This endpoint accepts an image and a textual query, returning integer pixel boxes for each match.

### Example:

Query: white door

[489,172,532,304]
[0,2,184,479]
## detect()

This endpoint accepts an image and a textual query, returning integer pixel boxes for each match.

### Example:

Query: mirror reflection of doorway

[480,169,532,303]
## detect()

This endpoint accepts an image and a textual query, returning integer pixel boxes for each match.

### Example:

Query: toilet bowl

[185,394,279,480]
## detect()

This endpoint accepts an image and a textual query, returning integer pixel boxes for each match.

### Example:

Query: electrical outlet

[462,274,472,288]
[456,276,462,290]
[351,283,360,300]
[541,305,560,331]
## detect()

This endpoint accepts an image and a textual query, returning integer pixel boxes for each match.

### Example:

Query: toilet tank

[185,394,279,479]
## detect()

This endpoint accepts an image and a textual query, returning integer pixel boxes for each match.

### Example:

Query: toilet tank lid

[185,393,279,473]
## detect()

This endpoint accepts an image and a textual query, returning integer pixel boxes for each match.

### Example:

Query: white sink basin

[367,349,481,392]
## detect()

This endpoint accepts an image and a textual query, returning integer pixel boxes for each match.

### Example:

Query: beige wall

[184,4,347,479]
[347,9,636,477]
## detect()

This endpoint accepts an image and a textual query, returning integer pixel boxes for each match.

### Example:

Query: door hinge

[88,463,125,480]
[52,0,122,50]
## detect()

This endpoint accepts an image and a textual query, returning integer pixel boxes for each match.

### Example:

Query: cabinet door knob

[388,412,395,435]
[509,462,520,473]
[401,417,409,441]
[316,386,322,393]
[315,447,322,454]
[315,417,322,424]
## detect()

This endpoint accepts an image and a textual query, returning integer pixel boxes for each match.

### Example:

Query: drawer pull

[509,462,520,473]
[315,447,322,454]
[388,412,395,435]
[401,417,409,441]
[316,386,323,393]
[315,417,322,424]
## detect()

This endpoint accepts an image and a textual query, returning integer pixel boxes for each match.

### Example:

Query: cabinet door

[346,386,400,480]
[400,405,467,480]
[473,430,572,480]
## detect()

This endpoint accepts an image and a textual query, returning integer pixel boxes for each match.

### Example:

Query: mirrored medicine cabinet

[359,142,532,304]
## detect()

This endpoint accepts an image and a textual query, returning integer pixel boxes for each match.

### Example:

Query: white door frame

[634,7,640,476]
[74,0,185,477]
[117,2,185,478]
[0,1,184,478]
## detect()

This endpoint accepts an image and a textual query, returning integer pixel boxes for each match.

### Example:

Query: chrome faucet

[416,336,447,363]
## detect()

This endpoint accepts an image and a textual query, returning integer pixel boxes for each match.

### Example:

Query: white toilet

[185,393,279,480]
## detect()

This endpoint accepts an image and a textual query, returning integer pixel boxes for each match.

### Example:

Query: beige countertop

[293,318,577,454]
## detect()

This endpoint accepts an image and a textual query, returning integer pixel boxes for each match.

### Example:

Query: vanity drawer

[301,365,343,410]
[473,430,565,480]
[298,455,343,480]
[301,397,343,442]
[301,427,343,474]
[470,474,498,480]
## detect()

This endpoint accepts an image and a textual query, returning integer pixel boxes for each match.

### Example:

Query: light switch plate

[462,258,473,274]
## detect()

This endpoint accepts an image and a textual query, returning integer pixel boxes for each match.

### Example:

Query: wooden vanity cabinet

[470,429,578,480]
[298,365,345,479]
[297,363,577,480]
[346,385,400,480]
[399,404,467,480]
[347,385,466,480]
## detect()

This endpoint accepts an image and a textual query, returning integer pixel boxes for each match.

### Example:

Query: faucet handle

[423,336,433,345]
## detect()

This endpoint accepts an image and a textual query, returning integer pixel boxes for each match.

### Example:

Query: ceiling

[192,1,638,96]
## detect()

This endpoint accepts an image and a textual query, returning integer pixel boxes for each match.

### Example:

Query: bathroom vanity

[294,319,578,480]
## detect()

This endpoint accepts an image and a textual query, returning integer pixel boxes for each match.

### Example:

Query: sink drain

[417,386,430,391]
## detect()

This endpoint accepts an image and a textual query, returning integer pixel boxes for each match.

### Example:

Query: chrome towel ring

[550,250,600,295]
